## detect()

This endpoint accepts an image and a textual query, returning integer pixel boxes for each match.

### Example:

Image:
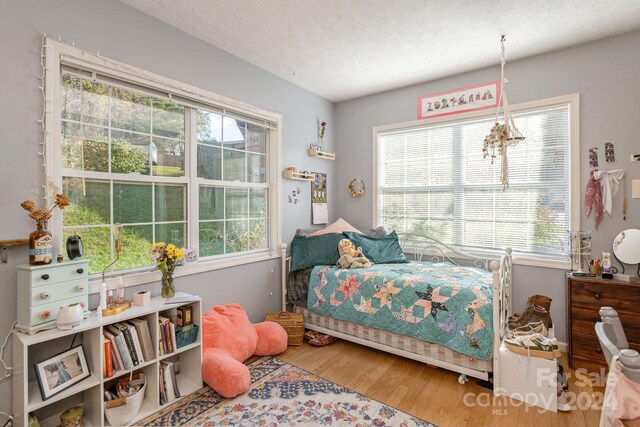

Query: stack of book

[159,360,181,405]
[158,315,177,356]
[103,318,154,378]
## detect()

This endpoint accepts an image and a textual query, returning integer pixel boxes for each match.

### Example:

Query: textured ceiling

[120,0,640,102]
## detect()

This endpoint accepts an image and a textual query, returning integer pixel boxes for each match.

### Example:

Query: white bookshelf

[12,293,203,427]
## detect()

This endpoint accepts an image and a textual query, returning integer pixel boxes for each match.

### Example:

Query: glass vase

[29,220,53,265]
[161,272,175,298]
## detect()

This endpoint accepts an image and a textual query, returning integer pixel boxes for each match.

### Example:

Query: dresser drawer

[571,332,607,367]
[25,295,89,328]
[29,279,88,307]
[570,280,640,313]
[572,305,640,343]
[21,261,89,287]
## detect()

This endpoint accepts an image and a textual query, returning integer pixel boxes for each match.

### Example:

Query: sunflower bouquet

[151,242,185,298]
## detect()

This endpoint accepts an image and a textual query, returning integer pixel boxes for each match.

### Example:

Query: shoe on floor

[508,304,551,330]
[309,334,337,347]
[506,321,548,339]
[504,333,561,360]
[304,330,323,341]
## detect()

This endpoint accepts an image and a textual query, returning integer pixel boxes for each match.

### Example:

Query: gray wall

[333,30,640,344]
[0,0,335,418]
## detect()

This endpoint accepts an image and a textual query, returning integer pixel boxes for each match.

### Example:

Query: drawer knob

[595,347,603,355]
[40,292,50,300]
[40,310,50,320]
[41,274,50,280]
[592,292,601,300]
[75,285,85,292]
[76,268,84,274]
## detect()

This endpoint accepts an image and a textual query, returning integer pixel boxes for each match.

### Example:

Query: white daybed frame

[280,233,513,388]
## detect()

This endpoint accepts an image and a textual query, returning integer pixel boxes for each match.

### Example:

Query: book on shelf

[129,317,155,361]
[159,319,168,355]
[115,322,140,366]
[105,324,134,370]
[159,364,166,405]
[103,337,114,378]
[160,360,181,404]
[123,322,145,363]
[170,322,177,353]
[159,316,176,354]
[103,330,124,372]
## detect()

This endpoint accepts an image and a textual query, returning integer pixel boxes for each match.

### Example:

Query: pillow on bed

[297,225,386,237]
[308,218,360,236]
[343,231,409,264]
[290,233,344,271]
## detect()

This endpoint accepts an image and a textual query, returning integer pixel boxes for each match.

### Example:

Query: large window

[375,95,578,263]
[46,40,280,276]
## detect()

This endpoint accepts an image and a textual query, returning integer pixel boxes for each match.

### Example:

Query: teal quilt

[307,261,494,360]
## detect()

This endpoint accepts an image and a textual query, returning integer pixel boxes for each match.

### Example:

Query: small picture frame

[33,345,90,401]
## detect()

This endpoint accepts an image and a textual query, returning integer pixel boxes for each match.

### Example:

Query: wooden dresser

[567,274,640,372]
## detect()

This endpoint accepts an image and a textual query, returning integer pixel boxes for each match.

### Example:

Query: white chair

[596,307,640,427]
[595,306,640,382]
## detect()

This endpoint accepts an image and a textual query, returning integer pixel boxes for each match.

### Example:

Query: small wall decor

[589,147,599,168]
[605,142,615,162]
[311,172,328,224]
[418,81,500,120]
[348,178,366,198]
[34,345,90,401]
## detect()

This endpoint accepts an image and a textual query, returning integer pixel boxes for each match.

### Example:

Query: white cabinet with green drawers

[16,259,89,333]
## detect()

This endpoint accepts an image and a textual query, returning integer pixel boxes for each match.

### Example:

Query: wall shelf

[1,239,28,264]
[283,169,315,181]
[308,148,335,160]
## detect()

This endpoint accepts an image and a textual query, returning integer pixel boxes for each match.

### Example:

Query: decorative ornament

[319,121,327,151]
[482,35,525,190]
[348,178,365,198]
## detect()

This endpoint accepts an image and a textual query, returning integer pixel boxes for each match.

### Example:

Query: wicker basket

[265,311,304,345]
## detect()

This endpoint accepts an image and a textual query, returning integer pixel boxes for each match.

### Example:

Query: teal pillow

[290,233,344,271]
[343,231,409,264]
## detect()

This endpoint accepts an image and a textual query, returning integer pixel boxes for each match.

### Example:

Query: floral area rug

[139,356,436,426]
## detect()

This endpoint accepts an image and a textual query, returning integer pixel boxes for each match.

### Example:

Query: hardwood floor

[277,340,603,427]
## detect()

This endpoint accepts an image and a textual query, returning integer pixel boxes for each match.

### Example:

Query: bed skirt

[295,306,492,373]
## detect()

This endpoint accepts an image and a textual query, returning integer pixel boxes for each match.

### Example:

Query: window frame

[372,93,580,269]
[44,39,283,288]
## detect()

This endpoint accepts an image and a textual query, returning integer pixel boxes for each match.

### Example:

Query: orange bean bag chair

[202,303,288,398]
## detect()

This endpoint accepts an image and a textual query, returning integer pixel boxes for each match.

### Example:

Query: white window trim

[44,38,283,288]
[371,93,580,269]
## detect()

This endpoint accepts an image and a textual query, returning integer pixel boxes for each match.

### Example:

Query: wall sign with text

[418,80,500,120]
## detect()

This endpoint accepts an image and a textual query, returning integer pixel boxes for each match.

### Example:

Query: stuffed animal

[202,303,288,398]
[337,238,373,269]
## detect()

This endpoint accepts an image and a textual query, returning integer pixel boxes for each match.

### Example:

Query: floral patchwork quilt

[307,261,494,360]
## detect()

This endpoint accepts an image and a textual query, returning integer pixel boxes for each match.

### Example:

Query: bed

[280,232,513,387]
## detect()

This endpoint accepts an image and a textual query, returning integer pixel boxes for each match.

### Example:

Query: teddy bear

[202,303,288,398]
[337,238,373,269]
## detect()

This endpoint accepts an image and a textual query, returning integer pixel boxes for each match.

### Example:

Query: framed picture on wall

[33,345,90,400]
[418,80,500,120]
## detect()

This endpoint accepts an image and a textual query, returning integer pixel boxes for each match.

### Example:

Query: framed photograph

[418,80,500,120]
[33,345,90,401]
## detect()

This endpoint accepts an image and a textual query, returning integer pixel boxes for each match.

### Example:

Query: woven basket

[265,311,304,345]
[104,374,147,426]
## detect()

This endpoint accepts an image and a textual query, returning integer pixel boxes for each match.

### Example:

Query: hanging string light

[482,35,525,190]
